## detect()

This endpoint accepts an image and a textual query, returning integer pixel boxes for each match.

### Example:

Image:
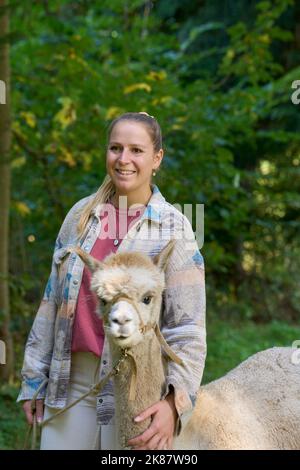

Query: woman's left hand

[127,392,178,450]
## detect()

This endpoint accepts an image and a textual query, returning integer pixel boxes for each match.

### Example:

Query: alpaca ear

[153,239,176,272]
[67,246,103,273]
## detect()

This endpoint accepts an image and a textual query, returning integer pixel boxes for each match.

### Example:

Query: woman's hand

[127,392,178,450]
[23,399,44,425]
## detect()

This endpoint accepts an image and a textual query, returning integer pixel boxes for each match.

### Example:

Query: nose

[110,301,134,325]
[111,313,129,325]
[118,149,131,164]
[110,308,133,326]
[109,301,136,340]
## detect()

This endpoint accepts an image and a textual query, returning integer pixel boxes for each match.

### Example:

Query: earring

[152,170,156,176]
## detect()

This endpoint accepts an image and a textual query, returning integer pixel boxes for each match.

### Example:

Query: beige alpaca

[71,243,300,450]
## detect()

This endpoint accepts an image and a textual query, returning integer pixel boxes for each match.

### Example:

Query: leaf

[14,201,31,216]
[81,151,93,171]
[151,96,173,106]
[54,97,77,130]
[59,146,77,167]
[146,70,167,81]
[105,106,125,120]
[123,83,152,94]
[233,173,240,188]
[20,112,36,128]
[11,157,26,169]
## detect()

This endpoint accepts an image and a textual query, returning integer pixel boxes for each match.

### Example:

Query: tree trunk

[0,0,14,381]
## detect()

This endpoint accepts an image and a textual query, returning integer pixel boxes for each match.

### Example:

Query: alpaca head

[69,240,174,349]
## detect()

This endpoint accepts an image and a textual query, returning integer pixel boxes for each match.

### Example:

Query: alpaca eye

[100,298,107,307]
[142,296,152,305]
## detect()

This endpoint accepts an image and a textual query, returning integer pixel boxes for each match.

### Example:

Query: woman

[17,112,206,450]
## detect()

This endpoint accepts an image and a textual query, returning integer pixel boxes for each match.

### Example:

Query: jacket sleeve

[160,214,206,436]
[16,250,59,402]
[16,197,90,402]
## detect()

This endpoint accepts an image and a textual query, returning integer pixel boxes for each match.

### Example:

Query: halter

[24,295,184,449]
[110,294,183,400]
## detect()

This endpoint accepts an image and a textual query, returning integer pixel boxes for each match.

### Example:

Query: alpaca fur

[72,243,300,450]
[110,331,165,449]
[174,347,300,449]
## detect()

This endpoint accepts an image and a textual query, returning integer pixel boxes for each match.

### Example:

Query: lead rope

[23,378,48,450]
[92,354,107,450]
[115,296,183,367]
[23,322,184,449]
[126,323,184,402]
[154,324,184,366]
[23,351,129,450]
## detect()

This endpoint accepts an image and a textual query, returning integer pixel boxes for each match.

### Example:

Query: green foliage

[7,0,300,343]
[203,318,298,384]
[0,384,27,450]
[219,0,294,84]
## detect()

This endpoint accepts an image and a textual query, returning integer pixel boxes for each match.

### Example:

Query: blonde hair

[76,111,163,241]
[76,174,115,241]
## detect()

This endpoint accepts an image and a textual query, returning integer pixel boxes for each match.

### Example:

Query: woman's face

[106,120,163,198]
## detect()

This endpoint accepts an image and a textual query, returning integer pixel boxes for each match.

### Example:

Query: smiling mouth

[115,169,136,176]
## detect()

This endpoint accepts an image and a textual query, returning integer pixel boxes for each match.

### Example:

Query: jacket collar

[92,183,166,226]
[139,183,166,226]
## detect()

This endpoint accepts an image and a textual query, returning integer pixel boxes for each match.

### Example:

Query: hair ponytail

[76,174,115,240]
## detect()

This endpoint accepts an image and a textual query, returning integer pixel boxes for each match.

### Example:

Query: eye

[99,298,107,307]
[142,296,152,305]
[110,145,120,152]
[132,148,143,154]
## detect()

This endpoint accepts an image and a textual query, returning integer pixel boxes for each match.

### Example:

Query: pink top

[71,202,144,357]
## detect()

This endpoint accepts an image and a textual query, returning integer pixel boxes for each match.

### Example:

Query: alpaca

[69,242,174,449]
[174,346,300,449]
[70,243,300,450]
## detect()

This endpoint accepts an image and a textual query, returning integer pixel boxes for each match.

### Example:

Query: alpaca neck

[109,330,165,449]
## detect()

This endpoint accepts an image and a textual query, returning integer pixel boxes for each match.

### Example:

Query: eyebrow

[109,141,147,148]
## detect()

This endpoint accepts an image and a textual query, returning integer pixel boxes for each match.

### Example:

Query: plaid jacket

[17,184,206,434]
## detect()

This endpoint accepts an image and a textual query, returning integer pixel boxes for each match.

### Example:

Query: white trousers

[40,352,116,450]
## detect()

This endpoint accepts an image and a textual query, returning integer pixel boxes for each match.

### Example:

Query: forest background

[0,0,299,449]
